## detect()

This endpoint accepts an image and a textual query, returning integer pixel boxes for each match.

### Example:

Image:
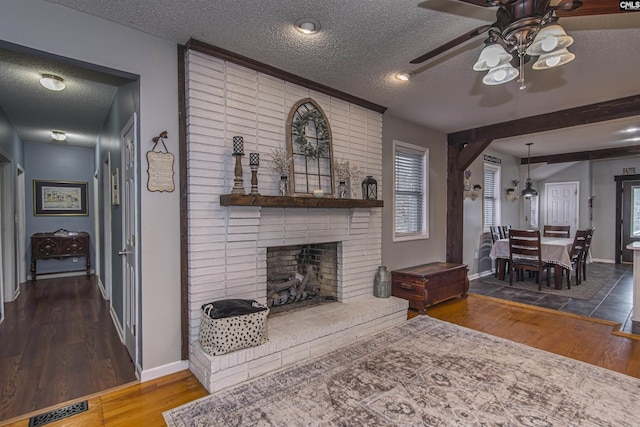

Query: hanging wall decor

[287,98,334,196]
[147,130,175,192]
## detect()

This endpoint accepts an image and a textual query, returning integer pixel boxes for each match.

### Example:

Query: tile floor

[468,262,636,334]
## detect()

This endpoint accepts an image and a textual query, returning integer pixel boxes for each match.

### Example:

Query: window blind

[484,168,496,228]
[395,150,424,235]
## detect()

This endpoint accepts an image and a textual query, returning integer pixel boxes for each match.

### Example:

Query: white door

[119,114,139,364]
[545,182,579,236]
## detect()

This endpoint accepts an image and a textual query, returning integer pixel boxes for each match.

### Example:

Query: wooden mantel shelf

[220,194,383,208]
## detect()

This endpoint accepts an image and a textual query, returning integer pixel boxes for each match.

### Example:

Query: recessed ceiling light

[51,130,66,141]
[295,19,320,35]
[395,72,412,81]
[40,74,65,91]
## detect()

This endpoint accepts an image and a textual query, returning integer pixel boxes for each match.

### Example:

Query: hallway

[469,262,635,334]
[0,275,136,421]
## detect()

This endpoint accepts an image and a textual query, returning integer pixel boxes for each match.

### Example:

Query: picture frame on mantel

[33,180,89,216]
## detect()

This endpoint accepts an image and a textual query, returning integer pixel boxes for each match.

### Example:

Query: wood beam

[447,144,465,263]
[448,94,640,146]
[523,145,640,165]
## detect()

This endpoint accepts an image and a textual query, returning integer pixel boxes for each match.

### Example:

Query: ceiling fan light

[51,130,66,141]
[532,48,575,70]
[40,74,65,91]
[482,64,518,85]
[526,24,573,56]
[473,44,512,71]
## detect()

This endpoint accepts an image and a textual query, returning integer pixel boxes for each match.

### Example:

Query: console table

[31,231,91,280]
[391,262,469,314]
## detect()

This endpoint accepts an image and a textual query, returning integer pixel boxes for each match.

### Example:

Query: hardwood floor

[0,275,137,422]
[3,294,640,426]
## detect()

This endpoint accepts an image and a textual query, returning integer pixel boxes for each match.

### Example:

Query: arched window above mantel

[287,99,334,196]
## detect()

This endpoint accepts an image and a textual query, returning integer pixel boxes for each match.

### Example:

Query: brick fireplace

[184,49,408,393]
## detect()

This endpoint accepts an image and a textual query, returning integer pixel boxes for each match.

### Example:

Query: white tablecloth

[489,237,573,270]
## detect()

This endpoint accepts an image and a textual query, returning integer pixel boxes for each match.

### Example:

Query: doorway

[545,181,579,237]
[620,179,640,263]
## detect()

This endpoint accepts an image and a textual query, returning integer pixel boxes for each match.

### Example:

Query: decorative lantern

[362,175,377,200]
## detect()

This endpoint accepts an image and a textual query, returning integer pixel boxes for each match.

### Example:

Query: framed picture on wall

[33,180,88,216]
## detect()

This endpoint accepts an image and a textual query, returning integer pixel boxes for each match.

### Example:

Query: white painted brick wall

[185,50,384,345]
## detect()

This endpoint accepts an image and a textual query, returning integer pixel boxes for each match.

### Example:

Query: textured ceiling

[3,0,640,158]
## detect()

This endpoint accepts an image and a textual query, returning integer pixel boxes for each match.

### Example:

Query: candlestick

[231,152,245,195]
[250,164,259,195]
[233,136,244,155]
[249,152,259,166]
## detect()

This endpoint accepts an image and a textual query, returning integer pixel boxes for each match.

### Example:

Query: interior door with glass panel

[621,181,640,263]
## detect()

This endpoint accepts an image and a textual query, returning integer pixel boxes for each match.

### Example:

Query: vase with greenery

[268,148,292,196]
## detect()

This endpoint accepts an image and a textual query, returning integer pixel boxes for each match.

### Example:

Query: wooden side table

[31,231,91,280]
[391,262,469,314]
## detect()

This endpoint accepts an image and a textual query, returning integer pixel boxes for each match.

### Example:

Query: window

[483,164,501,230]
[393,140,428,241]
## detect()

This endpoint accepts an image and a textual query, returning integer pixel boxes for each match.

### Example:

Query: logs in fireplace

[266,243,338,309]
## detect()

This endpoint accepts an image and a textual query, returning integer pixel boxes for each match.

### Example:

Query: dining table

[490,237,574,290]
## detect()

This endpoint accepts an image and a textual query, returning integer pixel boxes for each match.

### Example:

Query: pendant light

[520,143,538,198]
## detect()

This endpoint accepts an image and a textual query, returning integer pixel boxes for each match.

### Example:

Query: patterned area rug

[164,316,640,426]
[476,262,617,300]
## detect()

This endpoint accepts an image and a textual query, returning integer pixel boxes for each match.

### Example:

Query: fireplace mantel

[220,194,383,208]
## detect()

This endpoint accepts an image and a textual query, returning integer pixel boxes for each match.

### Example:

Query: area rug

[164,316,640,426]
[474,262,620,300]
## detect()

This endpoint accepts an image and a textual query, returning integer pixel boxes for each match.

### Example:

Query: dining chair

[580,227,595,281]
[508,229,551,290]
[566,229,589,288]
[489,226,507,278]
[501,225,511,239]
[489,226,501,244]
[543,225,571,238]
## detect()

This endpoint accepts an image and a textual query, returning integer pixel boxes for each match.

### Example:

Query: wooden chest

[391,262,469,314]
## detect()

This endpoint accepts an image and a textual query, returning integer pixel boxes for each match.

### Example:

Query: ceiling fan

[410,0,636,87]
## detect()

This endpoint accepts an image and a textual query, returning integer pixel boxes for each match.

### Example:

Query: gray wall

[96,80,139,326]
[0,106,24,166]
[381,114,447,270]
[462,148,520,277]
[592,157,640,262]
[25,143,95,275]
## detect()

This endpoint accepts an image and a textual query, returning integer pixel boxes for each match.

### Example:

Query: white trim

[97,277,107,299]
[110,303,125,343]
[392,140,429,242]
[592,258,615,264]
[28,270,95,281]
[140,360,189,382]
[468,270,495,281]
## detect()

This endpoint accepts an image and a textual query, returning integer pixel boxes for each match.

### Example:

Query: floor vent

[29,400,89,427]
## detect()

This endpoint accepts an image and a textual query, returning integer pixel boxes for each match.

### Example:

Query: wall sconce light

[463,170,482,201]
[506,179,519,202]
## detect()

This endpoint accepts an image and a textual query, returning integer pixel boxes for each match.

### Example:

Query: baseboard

[591,258,615,264]
[110,304,125,344]
[97,278,106,299]
[140,360,189,382]
[468,270,494,281]
[28,270,95,281]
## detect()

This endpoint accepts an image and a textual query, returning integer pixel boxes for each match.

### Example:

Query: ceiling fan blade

[556,0,639,17]
[410,24,493,64]
[454,0,494,6]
